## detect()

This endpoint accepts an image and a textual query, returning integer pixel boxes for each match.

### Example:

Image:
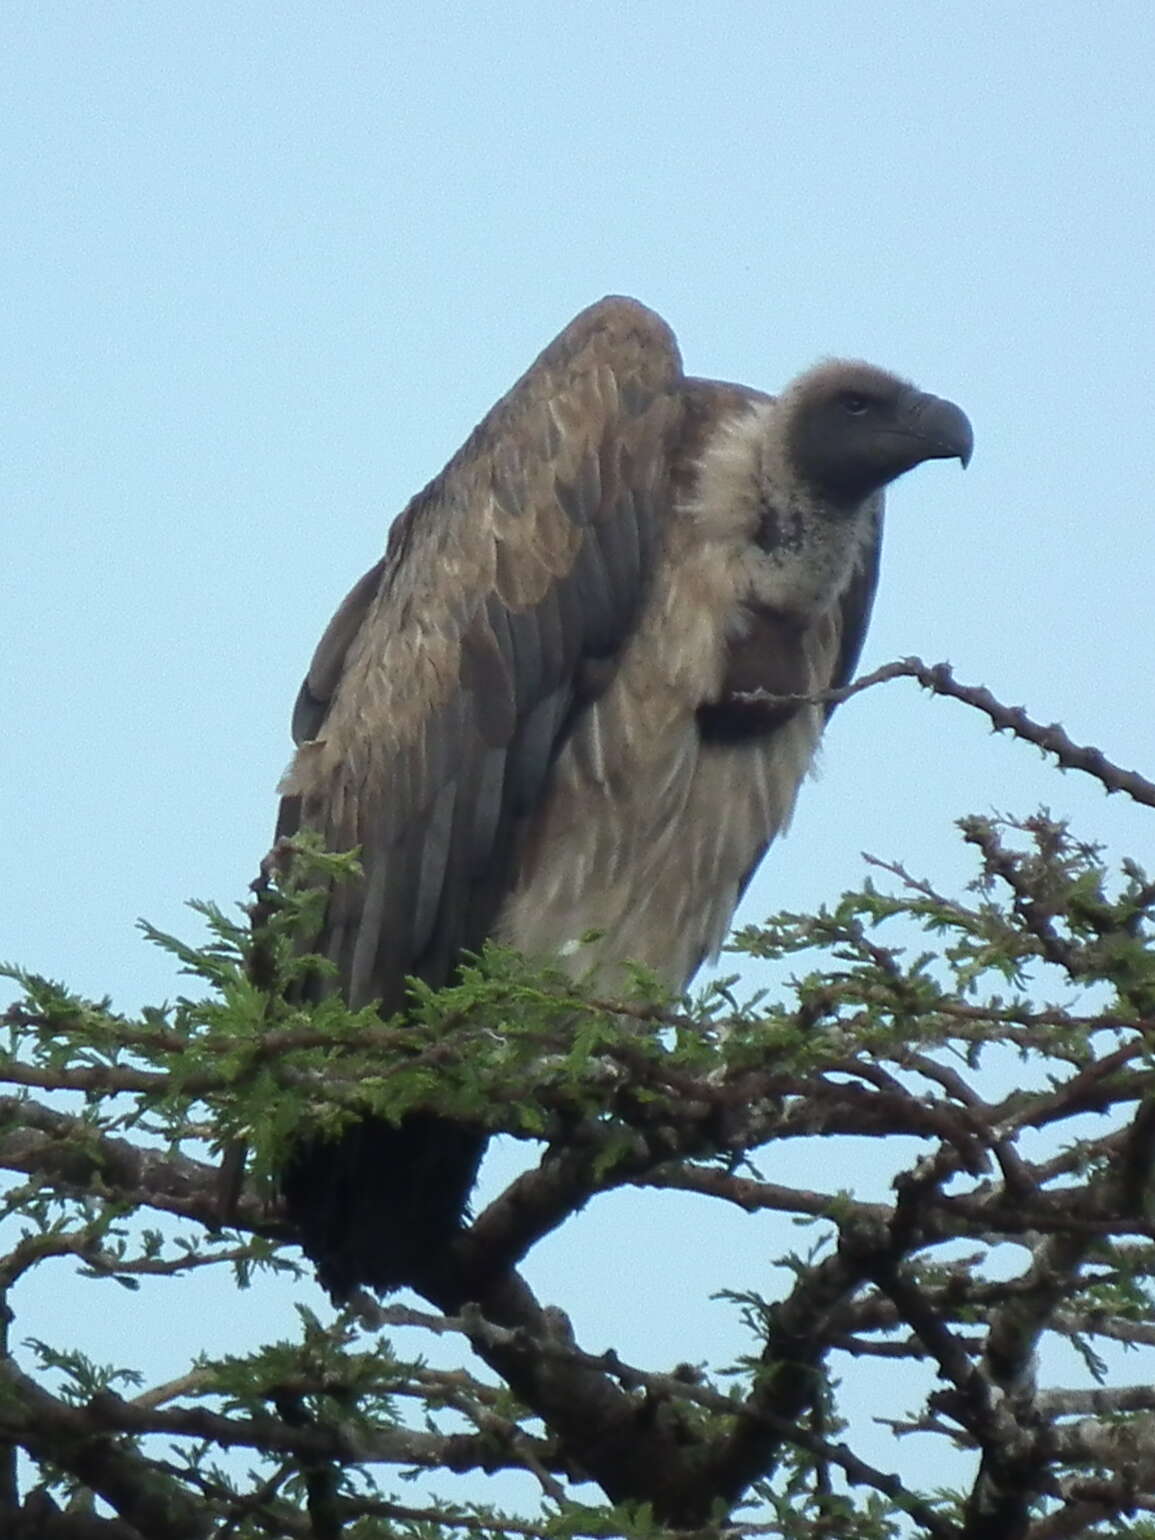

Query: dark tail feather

[282,1115,485,1302]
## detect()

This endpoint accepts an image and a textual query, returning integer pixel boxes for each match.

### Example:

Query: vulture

[272,296,972,1301]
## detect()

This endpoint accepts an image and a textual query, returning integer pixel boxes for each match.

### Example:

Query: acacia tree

[4,661,1155,1540]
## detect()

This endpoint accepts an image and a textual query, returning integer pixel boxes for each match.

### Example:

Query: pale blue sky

[4,0,1155,1512]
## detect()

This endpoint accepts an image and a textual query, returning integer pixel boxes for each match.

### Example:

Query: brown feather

[276,297,685,1299]
[269,298,971,1302]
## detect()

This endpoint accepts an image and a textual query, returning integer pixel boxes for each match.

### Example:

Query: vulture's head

[782,361,973,507]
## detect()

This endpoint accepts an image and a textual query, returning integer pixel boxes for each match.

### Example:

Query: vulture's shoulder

[278,296,685,1006]
[291,296,682,746]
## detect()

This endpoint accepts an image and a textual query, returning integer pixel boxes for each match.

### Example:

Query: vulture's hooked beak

[901,390,974,468]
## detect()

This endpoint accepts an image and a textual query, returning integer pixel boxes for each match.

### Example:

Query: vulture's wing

[277,296,682,1016]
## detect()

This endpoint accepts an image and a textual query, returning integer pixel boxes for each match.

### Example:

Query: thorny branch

[4,665,1155,1536]
[741,655,1155,809]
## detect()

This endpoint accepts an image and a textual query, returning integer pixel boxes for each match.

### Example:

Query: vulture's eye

[840,393,871,416]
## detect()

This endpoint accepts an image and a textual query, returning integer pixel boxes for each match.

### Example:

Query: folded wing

[274,297,683,1298]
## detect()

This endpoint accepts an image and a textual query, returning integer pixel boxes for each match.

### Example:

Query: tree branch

[741,657,1155,808]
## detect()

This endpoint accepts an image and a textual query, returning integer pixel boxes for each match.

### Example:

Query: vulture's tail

[281,1115,485,1303]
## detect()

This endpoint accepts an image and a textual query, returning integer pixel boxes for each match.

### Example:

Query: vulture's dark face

[787,363,973,507]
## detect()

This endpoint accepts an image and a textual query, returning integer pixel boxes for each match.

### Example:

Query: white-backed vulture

[272,296,973,1300]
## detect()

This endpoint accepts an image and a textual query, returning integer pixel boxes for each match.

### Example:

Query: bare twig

[740,657,1155,808]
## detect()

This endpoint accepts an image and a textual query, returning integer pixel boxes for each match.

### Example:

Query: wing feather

[277,296,683,1016]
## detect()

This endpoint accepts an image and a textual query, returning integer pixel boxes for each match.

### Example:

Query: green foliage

[4,814,1155,1535]
[23,1339,144,1403]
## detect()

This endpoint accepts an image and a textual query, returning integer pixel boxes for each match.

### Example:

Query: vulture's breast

[494,404,855,990]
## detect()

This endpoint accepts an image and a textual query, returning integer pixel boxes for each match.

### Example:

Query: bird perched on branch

[272,295,972,1301]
